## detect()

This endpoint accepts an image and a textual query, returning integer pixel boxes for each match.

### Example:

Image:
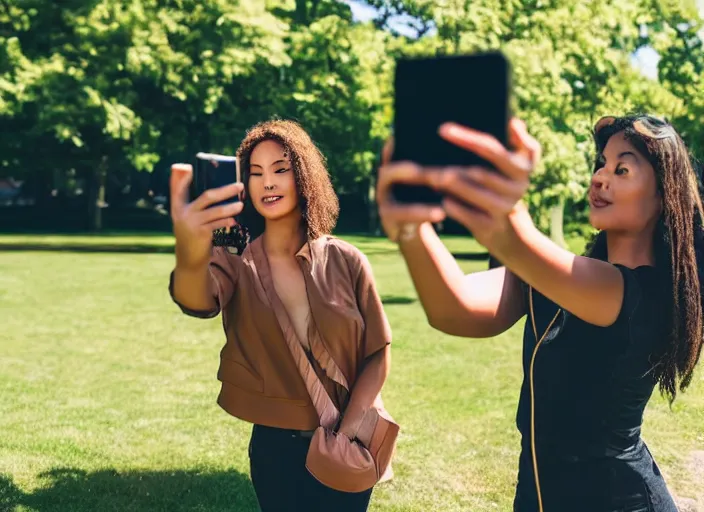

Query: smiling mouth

[262,196,283,205]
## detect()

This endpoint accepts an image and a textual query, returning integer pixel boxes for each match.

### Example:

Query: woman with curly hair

[377,114,702,511]
[168,119,392,511]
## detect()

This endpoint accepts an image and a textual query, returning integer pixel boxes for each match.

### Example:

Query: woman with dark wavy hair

[376,114,702,511]
[168,119,392,511]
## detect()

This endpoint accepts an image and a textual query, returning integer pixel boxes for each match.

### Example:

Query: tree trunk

[367,176,381,236]
[90,157,108,232]
[549,197,566,248]
[295,0,308,24]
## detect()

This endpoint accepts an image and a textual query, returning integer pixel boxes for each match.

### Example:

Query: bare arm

[168,163,242,316]
[428,121,625,328]
[172,260,219,313]
[399,222,525,338]
[338,346,391,437]
[375,146,523,339]
[496,211,624,327]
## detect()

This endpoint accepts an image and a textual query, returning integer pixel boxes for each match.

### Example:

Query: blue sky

[343,0,704,81]
[345,0,431,38]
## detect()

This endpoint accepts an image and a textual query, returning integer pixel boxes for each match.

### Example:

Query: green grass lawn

[1,233,702,511]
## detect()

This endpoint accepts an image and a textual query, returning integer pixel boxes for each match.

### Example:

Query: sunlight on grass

[1,234,702,511]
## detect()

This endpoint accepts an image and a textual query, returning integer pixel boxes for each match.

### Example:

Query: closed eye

[249,172,262,177]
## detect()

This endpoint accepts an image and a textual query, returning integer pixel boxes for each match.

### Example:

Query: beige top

[169,235,392,431]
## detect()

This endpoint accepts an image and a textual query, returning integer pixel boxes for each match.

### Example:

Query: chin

[588,211,610,232]
[254,202,299,222]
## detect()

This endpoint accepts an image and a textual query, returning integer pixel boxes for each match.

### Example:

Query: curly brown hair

[233,119,340,244]
[587,114,704,403]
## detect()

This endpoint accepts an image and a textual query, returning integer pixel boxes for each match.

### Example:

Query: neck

[262,213,306,258]
[605,230,655,268]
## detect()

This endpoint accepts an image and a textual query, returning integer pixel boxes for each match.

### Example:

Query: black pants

[248,424,374,512]
[513,440,678,512]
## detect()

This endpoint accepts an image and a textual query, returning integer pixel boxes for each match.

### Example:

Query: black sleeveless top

[516,265,668,458]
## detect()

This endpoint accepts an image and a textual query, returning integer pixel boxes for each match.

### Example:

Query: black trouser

[248,424,374,512]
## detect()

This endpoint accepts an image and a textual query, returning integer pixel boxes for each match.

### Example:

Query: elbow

[427,313,454,334]
[427,313,498,339]
[380,345,391,379]
[375,344,391,379]
[363,345,391,383]
[427,313,466,336]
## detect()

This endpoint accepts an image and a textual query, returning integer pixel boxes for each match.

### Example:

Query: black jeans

[248,424,374,512]
[513,440,678,512]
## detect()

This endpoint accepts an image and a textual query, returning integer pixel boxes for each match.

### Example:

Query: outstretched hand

[170,163,244,269]
[429,118,540,253]
[375,139,447,242]
[375,118,540,254]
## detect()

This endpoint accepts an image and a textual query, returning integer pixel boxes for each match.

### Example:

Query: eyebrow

[600,151,639,162]
[250,159,287,169]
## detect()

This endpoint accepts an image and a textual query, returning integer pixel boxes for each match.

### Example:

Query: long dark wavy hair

[586,114,704,403]
[219,119,339,253]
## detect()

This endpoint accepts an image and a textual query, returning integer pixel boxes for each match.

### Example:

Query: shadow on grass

[381,295,417,305]
[451,251,489,261]
[0,243,174,254]
[0,473,24,511]
[1,467,259,512]
[0,244,400,256]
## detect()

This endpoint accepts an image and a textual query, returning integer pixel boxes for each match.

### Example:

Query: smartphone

[192,152,244,248]
[390,51,512,204]
[192,152,242,207]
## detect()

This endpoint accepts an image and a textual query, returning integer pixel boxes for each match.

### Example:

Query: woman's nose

[591,168,608,190]
[263,175,275,191]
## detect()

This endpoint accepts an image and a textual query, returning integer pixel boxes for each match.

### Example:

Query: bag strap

[253,246,341,431]
[272,294,339,429]
[251,238,370,437]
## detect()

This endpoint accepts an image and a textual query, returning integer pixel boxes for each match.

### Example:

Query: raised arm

[376,142,525,339]
[430,120,625,327]
[491,210,623,327]
[398,223,524,337]
[169,163,243,315]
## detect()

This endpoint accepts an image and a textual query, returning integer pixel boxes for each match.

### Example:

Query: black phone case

[391,51,512,205]
[192,152,241,207]
[192,152,245,248]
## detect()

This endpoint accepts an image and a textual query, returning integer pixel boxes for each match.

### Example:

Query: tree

[0,0,290,230]
[360,0,699,242]
[1,1,157,229]
[654,8,704,159]
[265,1,396,232]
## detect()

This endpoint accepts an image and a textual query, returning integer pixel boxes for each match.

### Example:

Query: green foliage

[278,16,394,191]
[363,0,704,230]
[1,0,703,230]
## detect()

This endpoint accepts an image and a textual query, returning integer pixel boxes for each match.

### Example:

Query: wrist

[337,423,357,438]
[174,260,210,276]
[396,221,436,246]
[491,204,533,261]
[395,222,421,244]
[175,242,212,272]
